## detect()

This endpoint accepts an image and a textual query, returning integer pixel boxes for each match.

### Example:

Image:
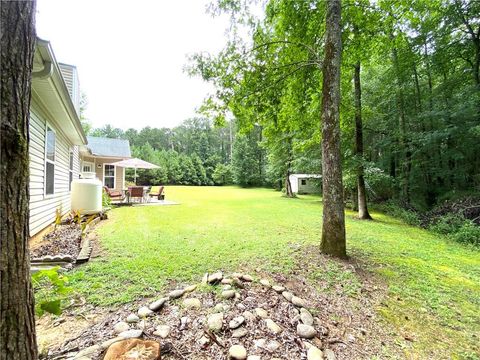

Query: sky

[36,0,232,130]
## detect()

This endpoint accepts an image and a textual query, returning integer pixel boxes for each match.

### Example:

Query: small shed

[289,174,322,194]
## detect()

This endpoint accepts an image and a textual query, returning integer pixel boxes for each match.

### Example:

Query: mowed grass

[70,186,480,358]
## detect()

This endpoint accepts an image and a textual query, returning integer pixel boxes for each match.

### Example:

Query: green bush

[451,221,480,246]
[429,213,466,235]
[102,189,112,208]
[380,201,420,226]
[32,267,72,316]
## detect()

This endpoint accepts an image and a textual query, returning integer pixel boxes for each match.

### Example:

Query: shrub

[380,201,420,226]
[102,189,112,208]
[429,213,466,235]
[451,221,480,247]
[32,267,72,316]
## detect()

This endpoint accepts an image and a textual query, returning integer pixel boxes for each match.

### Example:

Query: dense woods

[88,0,480,246]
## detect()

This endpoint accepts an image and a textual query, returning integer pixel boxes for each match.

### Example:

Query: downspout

[32,61,53,79]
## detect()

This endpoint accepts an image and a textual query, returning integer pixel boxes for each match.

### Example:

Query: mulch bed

[31,223,82,259]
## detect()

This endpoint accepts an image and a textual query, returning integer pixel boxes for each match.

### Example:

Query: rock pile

[65,271,336,360]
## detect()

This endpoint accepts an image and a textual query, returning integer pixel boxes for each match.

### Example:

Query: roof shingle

[86,136,131,158]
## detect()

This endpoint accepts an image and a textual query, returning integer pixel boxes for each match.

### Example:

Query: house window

[45,125,55,195]
[69,150,74,191]
[301,179,307,185]
[104,164,115,189]
[82,161,94,172]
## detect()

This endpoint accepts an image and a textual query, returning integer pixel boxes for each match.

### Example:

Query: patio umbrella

[109,158,159,185]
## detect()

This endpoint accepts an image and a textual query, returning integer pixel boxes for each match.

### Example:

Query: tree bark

[0,1,38,360]
[320,0,346,258]
[353,62,372,220]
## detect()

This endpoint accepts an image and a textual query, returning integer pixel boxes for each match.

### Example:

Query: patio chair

[103,186,124,202]
[148,186,165,200]
[129,186,145,203]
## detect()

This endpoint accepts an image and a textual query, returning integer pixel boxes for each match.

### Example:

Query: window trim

[44,123,56,196]
[82,161,94,173]
[69,149,74,191]
[103,164,116,189]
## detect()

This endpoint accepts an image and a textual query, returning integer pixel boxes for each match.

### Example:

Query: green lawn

[70,186,479,359]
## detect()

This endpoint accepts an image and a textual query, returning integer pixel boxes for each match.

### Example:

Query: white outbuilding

[289,174,322,194]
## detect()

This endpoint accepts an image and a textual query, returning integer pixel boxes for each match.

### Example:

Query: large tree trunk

[0,1,38,359]
[353,62,372,220]
[320,0,346,258]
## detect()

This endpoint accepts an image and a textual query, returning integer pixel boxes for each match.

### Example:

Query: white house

[289,174,322,194]
[29,38,86,236]
[29,38,131,237]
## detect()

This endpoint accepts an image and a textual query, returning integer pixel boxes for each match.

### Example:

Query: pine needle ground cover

[69,186,479,358]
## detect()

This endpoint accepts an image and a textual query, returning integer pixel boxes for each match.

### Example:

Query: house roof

[32,38,87,145]
[290,174,322,179]
[86,136,131,158]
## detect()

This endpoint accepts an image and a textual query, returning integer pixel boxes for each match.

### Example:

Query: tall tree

[320,0,346,257]
[0,1,38,359]
[353,61,371,219]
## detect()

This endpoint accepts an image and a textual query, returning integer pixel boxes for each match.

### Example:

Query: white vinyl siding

[29,104,81,236]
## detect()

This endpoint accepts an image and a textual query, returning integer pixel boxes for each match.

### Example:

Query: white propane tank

[71,172,102,214]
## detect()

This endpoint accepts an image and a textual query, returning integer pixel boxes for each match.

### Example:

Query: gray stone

[259,279,271,287]
[232,327,248,338]
[74,345,101,358]
[272,285,285,293]
[266,340,281,352]
[221,278,233,284]
[223,284,232,290]
[243,311,255,322]
[149,297,168,311]
[282,291,293,301]
[231,272,243,278]
[236,303,246,311]
[253,338,267,349]
[198,335,210,347]
[126,314,140,323]
[307,346,323,360]
[300,308,314,326]
[113,321,129,334]
[297,324,316,339]
[213,303,227,313]
[183,297,202,309]
[100,337,122,350]
[324,349,336,360]
[291,296,307,307]
[255,308,268,319]
[168,289,185,299]
[207,312,224,332]
[184,284,197,292]
[221,290,235,299]
[265,319,282,334]
[153,325,171,338]
[229,345,247,359]
[241,274,253,282]
[137,306,153,318]
[118,329,143,339]
[208,271,223,283]
[229,316,245,329]
[137,320,146,330]
[202,272,209,284]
